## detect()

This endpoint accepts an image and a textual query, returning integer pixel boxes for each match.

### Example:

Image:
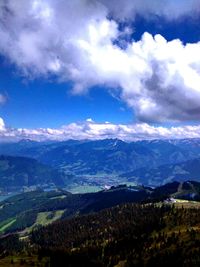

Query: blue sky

[1,0,200,141]
[0,61,133,128]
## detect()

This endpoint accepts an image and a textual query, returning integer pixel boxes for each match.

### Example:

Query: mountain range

[1,138,200,189]
[120,158,200,186]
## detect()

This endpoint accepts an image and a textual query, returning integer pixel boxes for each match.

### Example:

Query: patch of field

[50,195,67,200]
[0,218,16,233]
[21,210,65,235]
[153,199,200,210]
[68,185,102,194]
[161,199,200,209]
[35,210,65,225]
[125,182,137,186]
[174,200,200,209]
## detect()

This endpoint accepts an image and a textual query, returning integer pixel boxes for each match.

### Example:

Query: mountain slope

[0,155,65,189]
[37,139,157,174]
[1,181,200,235]
[0,185,151,234]
[30,203,200,267]
[1,139,200,187]
[121,158,200,186]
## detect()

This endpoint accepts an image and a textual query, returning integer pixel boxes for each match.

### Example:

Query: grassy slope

[0,218,16,233]
[33,210,65,227]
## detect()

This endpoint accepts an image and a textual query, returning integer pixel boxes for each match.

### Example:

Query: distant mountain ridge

[0,155,65,190]
[1,138,200,187]
[121,157,200,186]
[1,138,200,175]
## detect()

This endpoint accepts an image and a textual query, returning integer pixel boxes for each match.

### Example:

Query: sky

[1,0,200,141]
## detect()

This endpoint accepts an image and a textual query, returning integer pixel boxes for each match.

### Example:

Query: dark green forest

[0,203,200,266]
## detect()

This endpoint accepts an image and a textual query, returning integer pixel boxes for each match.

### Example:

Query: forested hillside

[0,203,200,266]
[0,181,200,235]
[0,155,65,190]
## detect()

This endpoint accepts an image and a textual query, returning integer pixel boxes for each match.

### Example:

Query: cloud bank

[1,0,200,122]
[0,117,200,142]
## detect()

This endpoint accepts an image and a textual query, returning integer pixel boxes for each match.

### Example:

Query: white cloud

[86,118,94,122]
[1,1,200,122]
[1,117,200,142]
[0,117,5,131]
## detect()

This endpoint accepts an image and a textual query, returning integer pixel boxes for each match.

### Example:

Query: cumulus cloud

[1,0,200,122]
[0,117,200,142]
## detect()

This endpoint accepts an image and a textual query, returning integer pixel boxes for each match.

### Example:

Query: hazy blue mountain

[0,139,44,155]
[36,139,158,174]
[169,138,200,154]
[121,158,200,186]
[0,139,85,160]
[28,138,200,176]
[0,155,65,189]
[1,138,200,185]
[3,138,199,174]
[137,139,200,164]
